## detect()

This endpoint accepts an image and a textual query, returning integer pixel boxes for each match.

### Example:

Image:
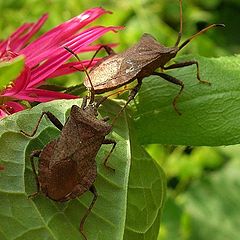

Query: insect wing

[47,159,79,201]
[87,55,124,88]
[86,33,164,91]
[38,140,57,192]
[116,34,163,79]
[50,115,80,163]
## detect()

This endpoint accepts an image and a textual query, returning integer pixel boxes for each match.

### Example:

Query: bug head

[81,101,99,117]
[174,0,225,53]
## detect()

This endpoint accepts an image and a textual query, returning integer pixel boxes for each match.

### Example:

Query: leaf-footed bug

[84,0,225,116]
[21,60,117,240]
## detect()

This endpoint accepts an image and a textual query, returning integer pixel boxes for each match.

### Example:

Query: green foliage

[159,157,240,240]
[134,54,240,146]
[1,0,240,239]
[0,99,165,240]
[1,0,237,56]
[0,56,24,91]
[185,159,240,240]
[1,53,240,239]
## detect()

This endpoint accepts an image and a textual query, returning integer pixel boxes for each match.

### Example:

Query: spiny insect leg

[79,185,98,240]
[152,72,184,115]
[102,139,117,171]
[163,60,210,85]
[21,111,63,137]
[28,150,42,199]
[112,79,142,124]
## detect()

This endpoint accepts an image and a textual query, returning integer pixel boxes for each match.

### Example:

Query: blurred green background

[1,0,239,55]
[1,0,240,239]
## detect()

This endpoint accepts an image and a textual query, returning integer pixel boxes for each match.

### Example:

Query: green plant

[1,54,240,239]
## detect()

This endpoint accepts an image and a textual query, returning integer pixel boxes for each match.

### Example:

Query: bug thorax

[156,45,179,65]
[70,104,112,135]
[138,33,178,55]
[83,103,99,117]
[131,33,179,72]
[70,104,98,120]
[129,34,179,78]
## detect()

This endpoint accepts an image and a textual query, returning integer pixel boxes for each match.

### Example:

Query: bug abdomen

[45,159,80,201]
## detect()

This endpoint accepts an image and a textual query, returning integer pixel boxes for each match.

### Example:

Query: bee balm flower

[0,8,121,118]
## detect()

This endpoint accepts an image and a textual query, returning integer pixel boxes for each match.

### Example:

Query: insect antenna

[178,23,225,51]
[174,0,183,47]
[64,46,95,104]
[174,0,225,50]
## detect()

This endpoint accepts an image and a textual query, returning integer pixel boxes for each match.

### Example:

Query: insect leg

[152,72,184,115]
[20,111,63,137]
[112,79,142,124]
[163,61,210,85]
[28,150,42,199]
[102,139,117,171]
[80,185,98,240]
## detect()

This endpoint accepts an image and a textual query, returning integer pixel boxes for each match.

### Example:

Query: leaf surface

[134,55,240,146]
[0,99,165,240]
[0,56,25,91]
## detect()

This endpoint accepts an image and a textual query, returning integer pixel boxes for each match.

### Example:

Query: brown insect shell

[38,104,112,202]
[85,33,178,93]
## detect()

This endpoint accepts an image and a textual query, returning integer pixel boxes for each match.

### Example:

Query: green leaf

[0,99,165,240]
[157,197,184,240]
[122,109,166,239]
[158,153,240,240]
[133,54,240,146]
[183,159,240,240]
[0,56,25,91]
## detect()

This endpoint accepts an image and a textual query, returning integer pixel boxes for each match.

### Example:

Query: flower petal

[48,59,100,78]
[5,101,25,112]
[1,8,122,117]
[0,14,48,56]
[0,23,32,53]
[20,7,111,64]
[47,43,118,78]
[27,26,121,87]
[69,43,118,54]
[0,101,25,119]
[0,109,8,118]
[64,26,123,51]
[11,14,48,52]
[12,88,78,102]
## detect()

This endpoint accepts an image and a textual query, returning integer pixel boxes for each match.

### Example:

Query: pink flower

[0,8,121,118]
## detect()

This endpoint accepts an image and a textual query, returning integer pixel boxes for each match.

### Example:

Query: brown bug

[84,0,224,115]
[21,68,116,239]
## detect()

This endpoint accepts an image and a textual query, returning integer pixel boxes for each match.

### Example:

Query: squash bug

[84,0,225,115]
[21,62,116,239]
